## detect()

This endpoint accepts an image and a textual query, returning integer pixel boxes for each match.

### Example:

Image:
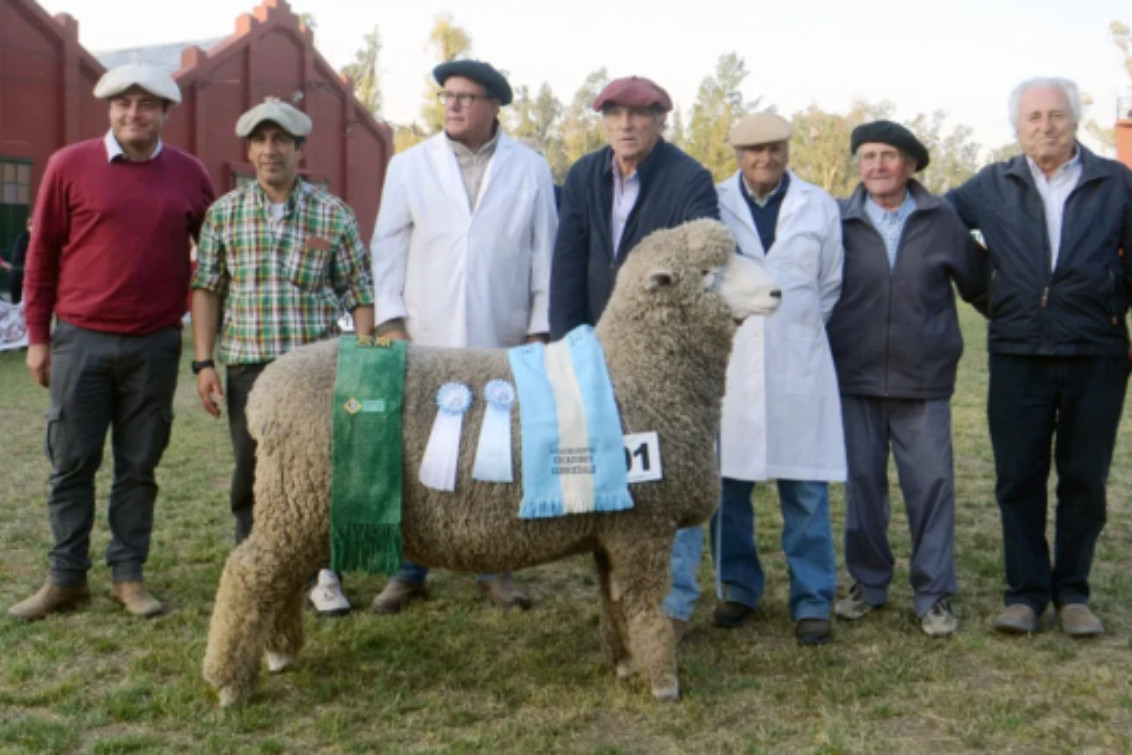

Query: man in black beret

[827,120,988,636]
[369,59,557,615]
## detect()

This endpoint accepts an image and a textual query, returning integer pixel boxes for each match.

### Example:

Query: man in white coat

[367,59,558,615]
[665,113,845,646]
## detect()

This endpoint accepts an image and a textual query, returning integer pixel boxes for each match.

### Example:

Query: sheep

[202,218,782,706]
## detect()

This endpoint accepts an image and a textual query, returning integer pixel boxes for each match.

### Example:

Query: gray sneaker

[921,599,959,637]
[835,583,881,621]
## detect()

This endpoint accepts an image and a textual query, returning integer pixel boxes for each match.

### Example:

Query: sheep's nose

[769,289,782,299]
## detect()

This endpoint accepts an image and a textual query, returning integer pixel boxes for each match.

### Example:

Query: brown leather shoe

[994,603,1040,634]
[477,575,533,610]
[8,579,90,621]
[371,579,427,614]
[111,580,164,618]
[1058,604,1104,637]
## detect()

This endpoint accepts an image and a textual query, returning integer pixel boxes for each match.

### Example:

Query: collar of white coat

[718,168,814,224]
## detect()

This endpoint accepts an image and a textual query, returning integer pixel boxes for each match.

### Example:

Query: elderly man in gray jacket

[827,121,988,636]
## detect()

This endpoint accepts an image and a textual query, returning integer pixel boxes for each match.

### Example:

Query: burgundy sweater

[24,139,215,344]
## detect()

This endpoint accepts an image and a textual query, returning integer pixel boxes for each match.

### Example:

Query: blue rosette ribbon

[419,382,473,491]
[473,379,516,483]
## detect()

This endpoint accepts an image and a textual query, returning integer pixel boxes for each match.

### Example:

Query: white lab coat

[372,132,557,348]
[718,170,847,482]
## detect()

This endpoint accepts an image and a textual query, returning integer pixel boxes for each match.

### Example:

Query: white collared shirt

[1027,148,1082,270]
[611,159,640,257]
[103,129,164,163]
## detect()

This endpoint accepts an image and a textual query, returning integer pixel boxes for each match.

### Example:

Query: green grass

[4,306,1132,753]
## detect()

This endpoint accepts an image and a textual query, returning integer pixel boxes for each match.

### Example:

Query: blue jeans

[665,478,835,621]
[395,561,508,585]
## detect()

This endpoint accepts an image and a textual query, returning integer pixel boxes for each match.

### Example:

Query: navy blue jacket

[830,181,989,400]
[946,145,1132,357]
[549,139,719,339]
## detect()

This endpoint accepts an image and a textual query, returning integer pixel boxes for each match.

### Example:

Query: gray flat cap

[94,62,181,105]
[728,112,793,147]
[235,97,313,139]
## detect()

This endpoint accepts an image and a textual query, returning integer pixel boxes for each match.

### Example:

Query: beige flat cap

[94,62,181,105]
[235,97,313,139]
[728,112,793,147]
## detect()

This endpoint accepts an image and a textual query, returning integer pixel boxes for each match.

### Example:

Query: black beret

[850,120,930,171]
[433,60,513,106]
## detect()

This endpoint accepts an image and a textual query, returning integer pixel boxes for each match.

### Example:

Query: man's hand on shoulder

[26,343,49,387]
[196,368,224,419]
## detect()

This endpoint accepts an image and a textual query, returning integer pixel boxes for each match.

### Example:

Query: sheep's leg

[609,538,680,702]
[594,549,634,679]
[202,540,277,707]
[265,582,305,674]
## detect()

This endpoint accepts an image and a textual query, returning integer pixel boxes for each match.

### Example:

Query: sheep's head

[608,219,781,324]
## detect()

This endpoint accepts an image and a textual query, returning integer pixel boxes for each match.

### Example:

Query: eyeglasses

[437,91,493,107]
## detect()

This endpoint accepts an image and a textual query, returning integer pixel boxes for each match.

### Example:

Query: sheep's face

[610,219,780,324]
[713,253,781,320]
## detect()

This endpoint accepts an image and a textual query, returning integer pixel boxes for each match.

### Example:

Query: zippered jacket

[946,144,1132,357]
[828,181,989,399]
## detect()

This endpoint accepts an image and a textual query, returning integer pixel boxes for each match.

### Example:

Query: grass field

[4,306,1132,753]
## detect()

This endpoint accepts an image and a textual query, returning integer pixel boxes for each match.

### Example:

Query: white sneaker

[921,598,959,637]
[308,569,351,617]
[835,583,880,621]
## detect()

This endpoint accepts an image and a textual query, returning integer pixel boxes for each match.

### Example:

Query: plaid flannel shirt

[192,180,374,365]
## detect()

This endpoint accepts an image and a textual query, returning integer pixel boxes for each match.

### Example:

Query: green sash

[330,336,406,574]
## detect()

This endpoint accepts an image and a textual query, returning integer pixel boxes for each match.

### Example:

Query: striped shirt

[192,180,374,365]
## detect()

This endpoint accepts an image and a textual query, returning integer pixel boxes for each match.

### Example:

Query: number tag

[623,432,662,483]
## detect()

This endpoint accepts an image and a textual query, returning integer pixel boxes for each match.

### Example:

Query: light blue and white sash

[508,325,633,518]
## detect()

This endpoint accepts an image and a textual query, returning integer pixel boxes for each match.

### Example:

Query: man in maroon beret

[549,76,719,338]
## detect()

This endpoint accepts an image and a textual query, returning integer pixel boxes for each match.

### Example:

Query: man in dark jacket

[947,77,1132,637]
[828,121,988,637]
[549,76,718,338]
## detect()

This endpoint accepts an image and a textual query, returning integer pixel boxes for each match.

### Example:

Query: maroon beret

[592,76,673,113]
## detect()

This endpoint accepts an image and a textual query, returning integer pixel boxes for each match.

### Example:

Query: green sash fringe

[330,336,407,575]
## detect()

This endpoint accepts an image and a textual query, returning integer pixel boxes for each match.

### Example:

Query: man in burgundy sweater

[9,63,215,621]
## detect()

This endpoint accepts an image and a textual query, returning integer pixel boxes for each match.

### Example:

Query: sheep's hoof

[217,686,245,708]
[266,651,299,674]
[651,681,680,702]
[615,659,638,680]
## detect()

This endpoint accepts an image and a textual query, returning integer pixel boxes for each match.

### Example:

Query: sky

[37,0,1132,156]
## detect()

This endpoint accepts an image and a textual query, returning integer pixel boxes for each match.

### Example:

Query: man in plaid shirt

[190,99,374,608]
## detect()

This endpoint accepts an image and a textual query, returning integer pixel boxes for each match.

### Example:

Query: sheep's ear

[646,269,676,291]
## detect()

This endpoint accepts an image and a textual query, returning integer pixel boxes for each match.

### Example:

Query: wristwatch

[191,359,215,375]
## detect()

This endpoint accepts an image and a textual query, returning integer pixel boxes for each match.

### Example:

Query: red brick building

[0,0,392,295]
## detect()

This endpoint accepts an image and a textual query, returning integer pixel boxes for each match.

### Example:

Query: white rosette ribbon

[419,382,473,492]
[473,379,516,483]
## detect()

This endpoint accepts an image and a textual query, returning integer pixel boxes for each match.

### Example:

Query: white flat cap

[94,62,181,105]
[728,112,793,147]
[235,97,313,139]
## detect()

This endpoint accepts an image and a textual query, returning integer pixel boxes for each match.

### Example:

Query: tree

[904,111,981,193]
[1085,20,1132,151]
[684,53,762,181]
[557,69,610,181]
[418,15,473,134]
[508,82,564,165]
[340,25,382,117]
[788,100,893,198]
[984,142,1023,164]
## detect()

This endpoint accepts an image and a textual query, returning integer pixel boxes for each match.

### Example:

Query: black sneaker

[795,618,832,646]
[713,601,754,628]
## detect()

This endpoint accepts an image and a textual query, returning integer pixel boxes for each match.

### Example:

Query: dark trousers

[226,363,268,543]
[841,396,957,617]
[988,353,1130,613]
[46,321,181,586]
